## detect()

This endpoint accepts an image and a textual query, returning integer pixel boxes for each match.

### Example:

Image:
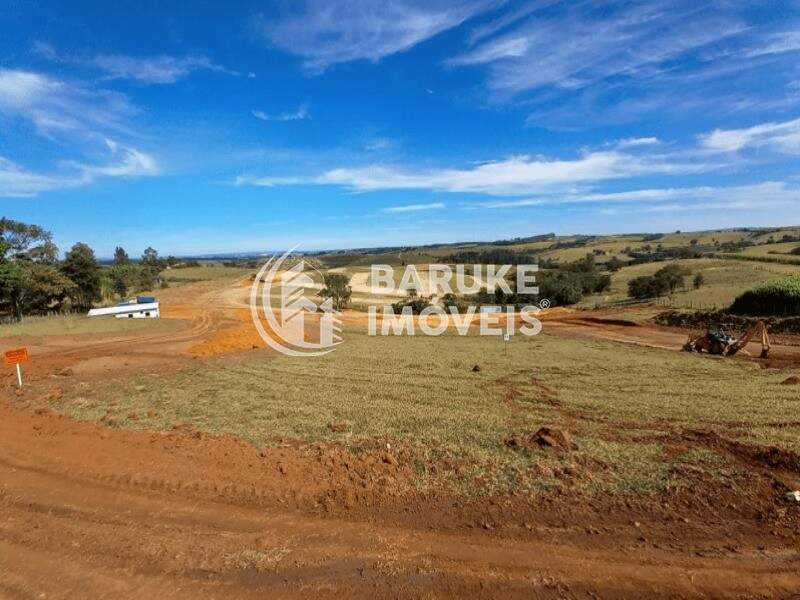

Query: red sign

[4,348,28,366]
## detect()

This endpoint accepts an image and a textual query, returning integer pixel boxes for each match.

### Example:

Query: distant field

[55,327,800,496]
[313,229,800,271]
[739,241,800,258]
[580,258,800,310]
[0,314,181,337]
[163,265,254,284]
[749,227,800,244]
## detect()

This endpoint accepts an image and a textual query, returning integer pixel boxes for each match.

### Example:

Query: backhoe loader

[683,320,770,358]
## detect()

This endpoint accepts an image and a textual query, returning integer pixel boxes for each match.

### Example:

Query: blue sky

[1,0,800,257]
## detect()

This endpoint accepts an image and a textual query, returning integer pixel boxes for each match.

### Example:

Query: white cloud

[0,69,157,196]
[0,157,76,197]
[615,137,660,148]
[0,68,135,138]
[448,2,747,97]
[699,117,800,153]
[363,137,398,151]
[258,0,497,71]
[90,54,234,84]
[465,181,799,210]
[740,31,800,58]
[239,150,711,196]
[252,105,310,121]
[383,202,445,213]
[0,144,157,197]
[34,42,238,84]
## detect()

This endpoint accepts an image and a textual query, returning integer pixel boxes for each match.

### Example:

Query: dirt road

[2,404,799,599]
[543,314,800,367]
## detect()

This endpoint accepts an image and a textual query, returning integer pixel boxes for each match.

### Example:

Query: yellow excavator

[683,320,770,358]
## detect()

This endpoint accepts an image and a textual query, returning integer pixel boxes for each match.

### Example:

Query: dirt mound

[577,316,640,327]
[781,375,800,385]
[505,426,576,451]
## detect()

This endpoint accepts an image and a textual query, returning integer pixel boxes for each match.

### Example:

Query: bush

[729,274,800,316]
[391,297,431,314]
[628,275,667,300]
[627,263,690,300]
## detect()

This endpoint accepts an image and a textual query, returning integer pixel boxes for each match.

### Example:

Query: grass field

[580,258,800,310]
[54,326,799,495]
[163,265,254,284]
[0,313,181,337]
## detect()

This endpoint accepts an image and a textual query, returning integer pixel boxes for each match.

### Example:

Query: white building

[87,301,160,319]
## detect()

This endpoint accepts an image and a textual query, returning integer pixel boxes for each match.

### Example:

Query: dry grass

[0,314,180,337]
[163,266,254,284]
[54,324,800,496]
[581,258,800,310]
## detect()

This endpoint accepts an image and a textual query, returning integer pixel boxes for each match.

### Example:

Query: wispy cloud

[34,41,238,84]
[740,30,800,58]
[252,104,310,121]
[363,137,398,152]
[0,143,158,197]
[0,68,134,138]
[0,69,157,196]
[91,54,235,84]
[383,202,445,213]
[615,137,660,148]
[442,2,800,128]
[257,0,498,72]
[699,117,800,154]
[237,149,713,196]
[448,2,747,97]
[464,181,799,210]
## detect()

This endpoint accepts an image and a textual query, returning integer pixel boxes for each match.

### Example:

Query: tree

[114,246,130,266]
[139,246,162,290]
[628,275,664,300]
[109,265,129,298]
[693,273,705,289]
[319,273,352,310]
[606,256,625,272]
[141,247,160,268]
[0,218,53,259]
[594,274,612,293]
[17,262,75,314]
[0,261,23,318]
[654,263,690,294]
[0,218,58,318]
[61,243,101,310]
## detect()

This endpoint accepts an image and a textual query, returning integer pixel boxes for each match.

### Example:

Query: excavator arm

[726,321,770,358]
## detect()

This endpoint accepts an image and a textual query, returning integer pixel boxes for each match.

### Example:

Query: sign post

[4,348,28,388]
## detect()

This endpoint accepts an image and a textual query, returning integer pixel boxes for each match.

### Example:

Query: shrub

[729,274,800,316]
[627,263,690,300]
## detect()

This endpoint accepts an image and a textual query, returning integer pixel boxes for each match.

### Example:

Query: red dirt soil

[2,403,800,599]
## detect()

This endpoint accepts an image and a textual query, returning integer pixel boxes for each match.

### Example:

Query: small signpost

[4,347,28,388]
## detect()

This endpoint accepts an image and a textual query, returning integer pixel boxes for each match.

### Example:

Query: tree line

[0,218,166,320]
